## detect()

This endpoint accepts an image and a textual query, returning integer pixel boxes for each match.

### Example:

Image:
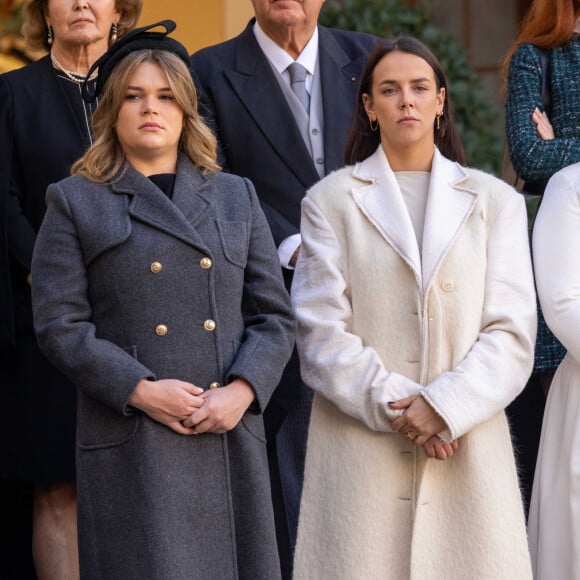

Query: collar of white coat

[350,145,478,293]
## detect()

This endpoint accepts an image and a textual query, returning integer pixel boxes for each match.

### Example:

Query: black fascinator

[82,20,190,103]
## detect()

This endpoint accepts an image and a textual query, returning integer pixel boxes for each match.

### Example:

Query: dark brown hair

[345,36,465,166]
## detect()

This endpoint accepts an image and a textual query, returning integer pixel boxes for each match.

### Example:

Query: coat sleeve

[533,168,580,362]
[421,192,537,441]
[31,182,155,414]
[224,179,296,413]
[506,44,580,183]
[292,196,423,432]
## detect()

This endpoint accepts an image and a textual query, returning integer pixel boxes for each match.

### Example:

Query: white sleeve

[421,193,537,441]
[533,169,580,362]
[292,197,422,433]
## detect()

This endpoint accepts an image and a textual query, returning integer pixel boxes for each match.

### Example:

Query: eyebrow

[378,77,432,85]
[126,85,173,92]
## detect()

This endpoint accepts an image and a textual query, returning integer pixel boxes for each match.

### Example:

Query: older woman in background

[0,0,141,577]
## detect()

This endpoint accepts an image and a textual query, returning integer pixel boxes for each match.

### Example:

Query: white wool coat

[292,146,536,580]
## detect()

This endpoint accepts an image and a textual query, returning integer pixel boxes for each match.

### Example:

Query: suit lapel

[421,150,477,293]
[113,159,211,253]
[225,23,319,187]
[318,27,368,173]
[351,147,422,284]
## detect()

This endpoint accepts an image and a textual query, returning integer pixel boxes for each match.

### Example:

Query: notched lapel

[225,25,318,186]
[113,161,210,253]
[351,147,422,283]
[421,150,476,293]
[171,156,214,228]
[319,28,367,172]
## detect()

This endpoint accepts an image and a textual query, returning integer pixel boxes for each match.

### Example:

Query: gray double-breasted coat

[31,156,295,580]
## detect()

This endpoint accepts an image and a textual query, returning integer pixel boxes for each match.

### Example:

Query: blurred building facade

[420,0,534,108]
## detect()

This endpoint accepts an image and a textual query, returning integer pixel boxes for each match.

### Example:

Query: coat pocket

[215,220,248,268]
[240,412,267,445]
[77,345,139,450]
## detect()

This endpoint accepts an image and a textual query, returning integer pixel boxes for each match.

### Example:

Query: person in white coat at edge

[291,36,537,580]
[528,161,580,580]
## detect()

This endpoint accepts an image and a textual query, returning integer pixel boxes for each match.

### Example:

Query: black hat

[82,20,190,103]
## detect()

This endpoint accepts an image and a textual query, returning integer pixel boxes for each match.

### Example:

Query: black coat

[0,56,85,480]
[0,55,88,343]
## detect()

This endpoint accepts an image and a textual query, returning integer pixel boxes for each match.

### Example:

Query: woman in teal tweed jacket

[506,0,580,376]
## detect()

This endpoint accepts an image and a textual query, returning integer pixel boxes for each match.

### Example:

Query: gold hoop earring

[436,112,442,131]
[369,118,378,132]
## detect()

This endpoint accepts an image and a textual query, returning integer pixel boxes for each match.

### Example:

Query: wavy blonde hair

[72,49,220,183]
[22,0,142,51]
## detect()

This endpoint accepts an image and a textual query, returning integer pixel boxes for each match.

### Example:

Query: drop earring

[47,25,53,46]
[436,111,442,131]
[111,22,118,43]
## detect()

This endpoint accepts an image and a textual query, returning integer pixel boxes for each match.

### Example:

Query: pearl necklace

[50,53,97,84]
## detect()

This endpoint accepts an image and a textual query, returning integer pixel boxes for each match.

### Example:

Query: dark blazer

[191,21,377,415]
[190,25,378,575]
[0,56,88,347]
[31,156,296,580]
[190,21,378,246]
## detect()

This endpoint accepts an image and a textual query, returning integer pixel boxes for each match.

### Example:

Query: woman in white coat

[292,37,537,580]
[529,161,580,580]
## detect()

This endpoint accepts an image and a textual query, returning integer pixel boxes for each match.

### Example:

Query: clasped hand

[389,395,458,460]
[532,107,554,140]
[129,378,255,435]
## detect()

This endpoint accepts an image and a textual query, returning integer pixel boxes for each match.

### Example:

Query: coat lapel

[224,22,319,187]
[318,27,369,173]
[39,56,92,147]
[421,150,477,293]
[112,158,211,253]
[351,146,422,284]
[350,147,477,291]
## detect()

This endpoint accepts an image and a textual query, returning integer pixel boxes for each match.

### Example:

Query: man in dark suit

[191,2,377,576]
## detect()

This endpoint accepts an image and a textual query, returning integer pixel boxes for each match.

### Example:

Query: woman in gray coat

[31,21,295,580]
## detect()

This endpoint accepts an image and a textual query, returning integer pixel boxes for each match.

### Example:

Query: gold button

[204,319,216,331]
[441,280,455,292]
[200,257,212,269]
[150,262,163,274]
[155,324,168,336]
[209,382,221,390]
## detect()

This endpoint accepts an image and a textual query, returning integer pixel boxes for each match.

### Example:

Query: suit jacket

[0,56,89,346]
[190,21,378,246]
[31,156,295,579]
[292,146,536,579]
